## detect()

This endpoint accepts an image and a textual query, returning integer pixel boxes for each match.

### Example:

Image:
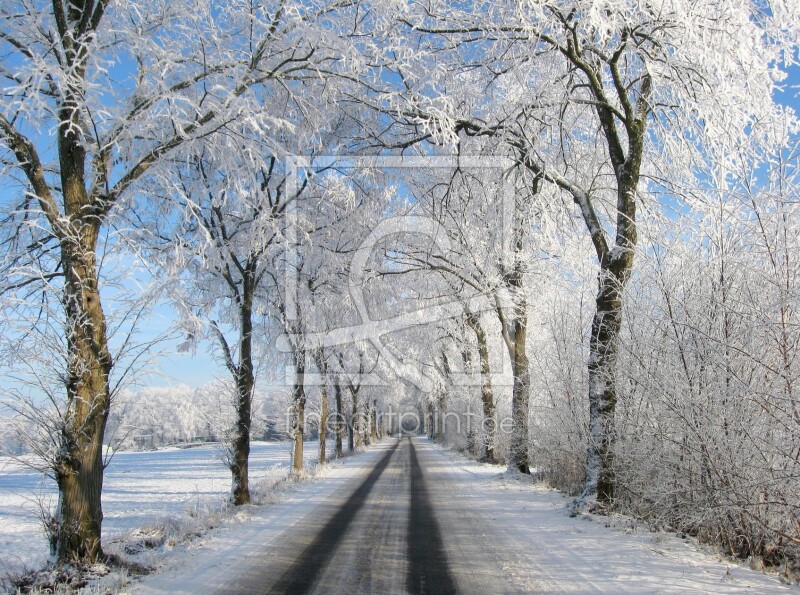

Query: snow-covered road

[134,437,794,594]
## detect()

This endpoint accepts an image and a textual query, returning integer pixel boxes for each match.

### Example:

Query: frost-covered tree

[149,136,321,502]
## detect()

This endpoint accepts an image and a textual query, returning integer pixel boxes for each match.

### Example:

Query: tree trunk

[312,350,329,464]
[581,262,628,504]
[501,194,531,475]
[56,239,112,563]
[437,351,454,441]
[347,397,355,452]
[508,305,531,474]
[319,379,328,464]
[370,399,379,443]
[333,379,344,458]
[291,348,306,473]
[351,387,361,449]
[362,399,371,446]
[53,64,113,560]
[574,128,643,508]
[466,313,497,464]
[231,376,253,504]
[230,285,254,505]
[573,74,649,509]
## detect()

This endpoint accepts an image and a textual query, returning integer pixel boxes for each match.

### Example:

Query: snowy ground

[421,440,796,593]
[131,437,796,594]
[0,440,325,576]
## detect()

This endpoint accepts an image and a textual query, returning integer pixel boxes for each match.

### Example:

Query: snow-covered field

[0,441,324,575]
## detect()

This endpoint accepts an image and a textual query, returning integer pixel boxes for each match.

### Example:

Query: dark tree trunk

[291,347,306,472]
[319,374,328,464]
[347,409,355,451]
[230,375,252,505]
[333,379,344,457]
[311,350,329,464]
[498,193,531,475]
[56,237,112,563]
[362,398,371,446]
[211,274,255,505]
[50,15,113,561]
[581,215,636,505]
[435,351,451,441]
[576,78,649,507]
[370,399,379,443]
[230,281,254,505]
[350,387,360,449]
[466,313,497,464]
[508,305,531,474]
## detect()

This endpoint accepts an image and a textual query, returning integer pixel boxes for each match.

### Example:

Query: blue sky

[775,63,800,111]
[119,303,223,390]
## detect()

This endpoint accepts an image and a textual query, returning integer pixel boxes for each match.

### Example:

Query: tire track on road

[267,440,400,594]
[406,437,457,595]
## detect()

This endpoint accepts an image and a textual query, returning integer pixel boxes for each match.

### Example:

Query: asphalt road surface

[226,435,507,595]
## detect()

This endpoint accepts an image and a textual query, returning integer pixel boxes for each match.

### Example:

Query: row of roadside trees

[1,0,798,574]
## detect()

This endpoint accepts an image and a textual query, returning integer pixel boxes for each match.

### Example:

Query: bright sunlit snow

[0,441,325,574]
